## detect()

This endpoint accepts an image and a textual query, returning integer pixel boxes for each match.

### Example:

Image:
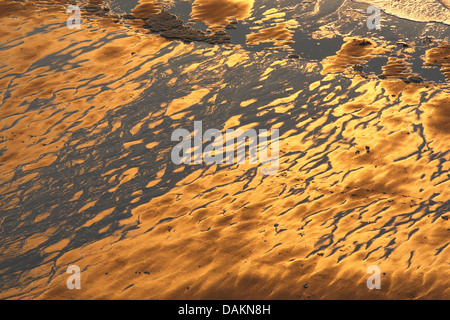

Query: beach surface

[0,0,449,299]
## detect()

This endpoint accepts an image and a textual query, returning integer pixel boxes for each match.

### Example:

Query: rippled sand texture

[355,0,450,24]
[0,0,449,299]
[425,42,450,78]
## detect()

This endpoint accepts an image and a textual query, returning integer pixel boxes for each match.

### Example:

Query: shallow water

[0,0,449,299]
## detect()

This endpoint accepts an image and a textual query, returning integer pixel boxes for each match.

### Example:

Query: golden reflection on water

[131,0,163,19]
[0,0,449,300]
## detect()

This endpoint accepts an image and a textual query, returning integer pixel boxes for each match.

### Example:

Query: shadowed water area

[0,0,449,299]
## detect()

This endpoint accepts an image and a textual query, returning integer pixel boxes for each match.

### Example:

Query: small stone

[122,14,137,20]
[287,54,300,59]
[407,76,424,84]
[357,39,372,46]
[353,64,364,72]
[397,42,409,48]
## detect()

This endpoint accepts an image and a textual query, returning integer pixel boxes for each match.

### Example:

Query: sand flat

[0,0,448,300]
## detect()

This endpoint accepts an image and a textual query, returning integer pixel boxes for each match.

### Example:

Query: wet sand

[0,0,449,299]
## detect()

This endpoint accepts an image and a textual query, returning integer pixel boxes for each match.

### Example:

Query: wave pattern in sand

[0,0,449,299]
